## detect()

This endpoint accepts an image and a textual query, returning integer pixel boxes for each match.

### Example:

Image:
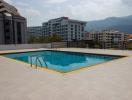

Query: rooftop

[0,48,132,100]
[43,17,87,24]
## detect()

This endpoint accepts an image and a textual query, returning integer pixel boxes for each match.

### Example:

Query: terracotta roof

[128,34,132,39]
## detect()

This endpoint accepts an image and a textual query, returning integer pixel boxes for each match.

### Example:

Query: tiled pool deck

[0,48,132,100]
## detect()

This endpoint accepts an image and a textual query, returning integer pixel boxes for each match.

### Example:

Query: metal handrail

[30,55,48,69]
[36,56,43,68]
[30,55,37,67]
[41,56,48,68]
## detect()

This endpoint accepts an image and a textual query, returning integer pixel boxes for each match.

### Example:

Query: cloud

[19,7,43,26]
[43,0,125,21]
[14,2,41,17]
[122,0,132,6]
[5,0,132,26]
[4,0,13,4]
[11,1,43,26]
[18,8,41,17]
[47,0,68,4]
[16,2,30,7]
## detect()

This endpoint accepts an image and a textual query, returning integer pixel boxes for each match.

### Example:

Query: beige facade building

[84,30,128,49]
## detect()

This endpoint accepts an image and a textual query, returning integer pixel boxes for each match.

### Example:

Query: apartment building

[0,0,27,44]
[42,17,86,41]
[85,30,128,49]
[27,26,42,39]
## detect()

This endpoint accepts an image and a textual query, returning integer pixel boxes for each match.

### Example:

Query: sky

[4,0,132,26]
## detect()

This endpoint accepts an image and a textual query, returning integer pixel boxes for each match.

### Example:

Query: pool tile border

[0,50,129,76]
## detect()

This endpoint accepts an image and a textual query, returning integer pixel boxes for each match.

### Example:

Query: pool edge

[0,52,129,76]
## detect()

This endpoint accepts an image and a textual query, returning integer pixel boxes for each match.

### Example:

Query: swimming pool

[4,51,121,73]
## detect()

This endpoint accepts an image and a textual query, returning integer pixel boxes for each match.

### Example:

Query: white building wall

[0,42,67,51]
[42,17,86,41]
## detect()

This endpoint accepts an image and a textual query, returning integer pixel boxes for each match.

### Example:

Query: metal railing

[30,55,48,69]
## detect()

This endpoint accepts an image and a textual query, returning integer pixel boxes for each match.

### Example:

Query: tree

[50,34,62,42]
[28,36,39,43]
[28,34,62,44]
[93,40,103,48]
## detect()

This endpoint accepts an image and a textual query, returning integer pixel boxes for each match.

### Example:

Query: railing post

[42,57,48,68]
[36,57,38,68]
[30,56,32,67]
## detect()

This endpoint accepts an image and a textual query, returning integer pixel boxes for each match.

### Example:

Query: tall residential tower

[0,0,27,44]
[42,17,86,41]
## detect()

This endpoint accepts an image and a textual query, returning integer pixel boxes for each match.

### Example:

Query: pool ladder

[30,55,48,69]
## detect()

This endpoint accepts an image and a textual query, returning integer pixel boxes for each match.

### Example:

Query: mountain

[85,15,132,34]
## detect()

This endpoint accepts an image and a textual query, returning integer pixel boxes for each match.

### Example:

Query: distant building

[84,32,92,40]
[128,34,132,40]
[0,0,27,44]
[128,34,132,49]
[42,17,86,41]
[27,26,42,39]
[84,30,128,49]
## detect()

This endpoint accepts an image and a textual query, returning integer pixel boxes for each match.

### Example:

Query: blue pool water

[4,51,121,73]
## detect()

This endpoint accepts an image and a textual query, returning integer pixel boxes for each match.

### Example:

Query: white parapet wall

[0,42,67,51]
[51,42,67,48]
